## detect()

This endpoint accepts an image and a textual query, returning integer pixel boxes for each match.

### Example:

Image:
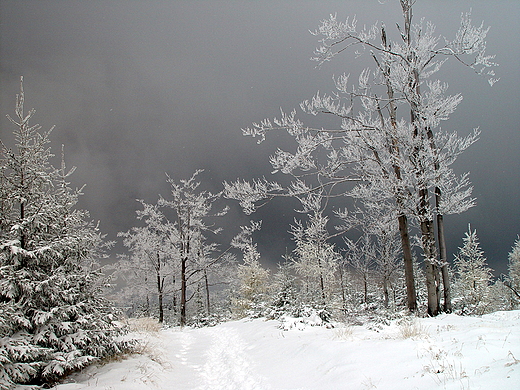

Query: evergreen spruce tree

[268,262,298,319]
[0,79,129,389]
[505,236,520,308]
[453,225,493,315]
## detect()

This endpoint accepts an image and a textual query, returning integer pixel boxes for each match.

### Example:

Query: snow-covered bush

[278,308,334,331]
[397,316,428,339]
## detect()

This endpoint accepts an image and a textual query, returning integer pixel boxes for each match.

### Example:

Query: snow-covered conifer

[505,236,520,308]
[453,225,493,315]
[268,262,298,319]
[0,79,129,389]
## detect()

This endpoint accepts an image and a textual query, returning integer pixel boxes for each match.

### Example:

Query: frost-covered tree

[337,200,404,310]
[117,171,230,326]
[231,221,270,318]
[189,238,236,321]
[225,0,496,316]
[159,170,229,326]
[453,225,493,315]
[505,236,520,308]
[345,234,375,306]
[0,79,129,389]
[290,208,340,307]
[117,200,177,323]
[373,230,403,309]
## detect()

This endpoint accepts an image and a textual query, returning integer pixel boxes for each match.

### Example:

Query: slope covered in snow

[56,311,520,390]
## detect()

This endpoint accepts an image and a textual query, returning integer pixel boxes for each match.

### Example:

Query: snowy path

[54,312,520,390]
[61,321,270,390]
[157,324,268,390]
[198,327,268,390]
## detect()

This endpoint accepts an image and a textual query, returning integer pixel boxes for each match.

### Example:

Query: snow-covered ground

[55,311,519,390]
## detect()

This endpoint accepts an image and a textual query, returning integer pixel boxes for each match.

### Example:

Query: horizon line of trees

[114,196,520,325]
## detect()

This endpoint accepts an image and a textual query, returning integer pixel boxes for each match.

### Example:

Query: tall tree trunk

[204,269,211,317]
[382,276,390,308]
[398,214,417,312]
[437,209,452,313]
[424,261,438,316]
[427,125,452,313]
[317,245,326,301]
[338,265,348,314]
[158,287,164,323]
[373,30,417,313]
[172,275,178,315]
[403,0,441,316]
[418,188,440,317]
[180,256,187,327]
[179,217,190,327]
[440,262,451,312]
[363,274,368,305]
[156,252,164,323]
[319,272,326,301]
[372,104,417,313]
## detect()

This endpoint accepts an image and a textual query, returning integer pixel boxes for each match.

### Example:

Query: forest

[1,1,519,388]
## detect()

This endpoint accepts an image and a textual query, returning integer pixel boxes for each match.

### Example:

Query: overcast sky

[1,0,519,275]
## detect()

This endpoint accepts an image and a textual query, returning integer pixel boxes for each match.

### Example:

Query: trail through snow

[199,327,267,390]
[55,311,520,390]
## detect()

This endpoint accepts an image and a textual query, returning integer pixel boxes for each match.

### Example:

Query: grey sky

[1,0,519,275]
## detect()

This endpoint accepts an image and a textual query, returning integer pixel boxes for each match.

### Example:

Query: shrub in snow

[125,317,162,334]
[278,308,334,331]
[0,79,131,389]
[484,280,511,313]
[231,255,270,319]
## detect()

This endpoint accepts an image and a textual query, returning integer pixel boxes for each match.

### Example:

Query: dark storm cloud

[1,0,519,273]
